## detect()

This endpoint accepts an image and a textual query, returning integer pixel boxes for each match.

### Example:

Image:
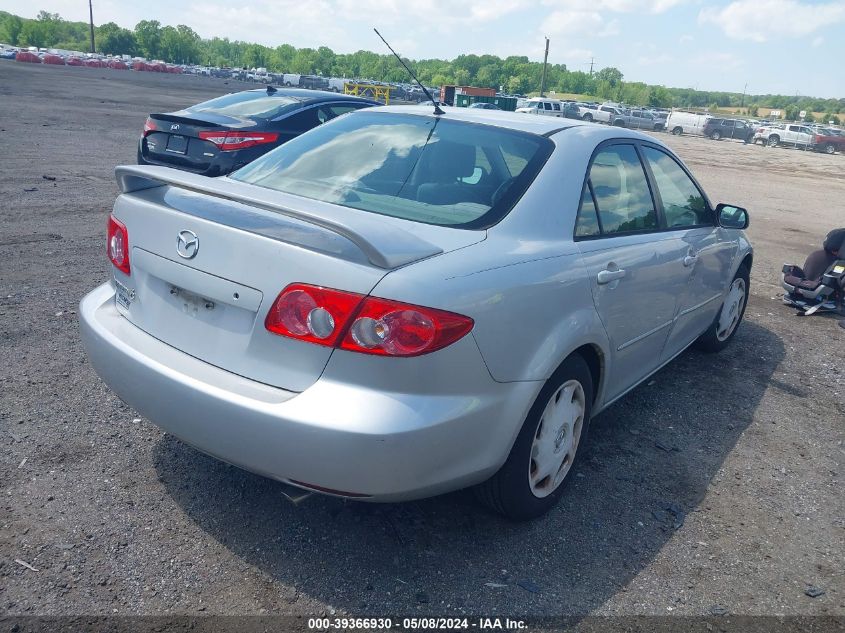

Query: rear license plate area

[169,285,215,317]
[165,135,188,154]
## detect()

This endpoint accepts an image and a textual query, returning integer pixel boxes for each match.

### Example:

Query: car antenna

[266,84,277,94]
[373,28,444,116]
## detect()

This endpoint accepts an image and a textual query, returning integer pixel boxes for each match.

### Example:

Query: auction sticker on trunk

[114,278,135,309]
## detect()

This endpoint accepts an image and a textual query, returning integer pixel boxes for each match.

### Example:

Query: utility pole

[740,82,747,109]
[88,0,95,53]
[589,57,595,76]
[539,37,549,97]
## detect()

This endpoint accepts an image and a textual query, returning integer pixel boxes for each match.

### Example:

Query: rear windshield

[230,111,553,229]
[183,92,301,120]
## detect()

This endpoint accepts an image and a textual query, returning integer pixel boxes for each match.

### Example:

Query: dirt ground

[1,63,843,623]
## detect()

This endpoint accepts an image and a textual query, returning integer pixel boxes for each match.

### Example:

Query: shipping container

[440,85,496,106]
[455,94,518,112]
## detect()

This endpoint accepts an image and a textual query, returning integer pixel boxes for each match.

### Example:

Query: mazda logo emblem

[176,230,199,259]
[170,124,180,131]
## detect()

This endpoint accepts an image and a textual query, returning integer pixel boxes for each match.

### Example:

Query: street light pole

[539,37,549,97]
[88,0,95,53]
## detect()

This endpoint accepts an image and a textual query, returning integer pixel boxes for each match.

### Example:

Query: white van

[666,111,712,136]
[327,77,349,92]
[282,73,301,87]
[516,97,565,117]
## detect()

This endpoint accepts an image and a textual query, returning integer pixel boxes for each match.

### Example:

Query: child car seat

[782,228,845,315]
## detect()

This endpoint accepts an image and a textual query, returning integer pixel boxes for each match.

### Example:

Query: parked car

[702,118,756,142]
[516,97,566,117]
[300,75,330,90]
[666,111,712,136]
[0,48,17,60]
[812,128,845,154]
[561,102,582,119]
[15,51,41,63]
[281,73,301,87]
[138,88,379,176]
[611,109,663,131]
[580,103,623,124]
[84,107,752,519]
[753,123,814,149]
[469,102,501,110]
[42,53,64,65]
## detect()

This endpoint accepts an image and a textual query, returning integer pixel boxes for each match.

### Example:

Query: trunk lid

[143,112,257,173]
[111,165,484,391]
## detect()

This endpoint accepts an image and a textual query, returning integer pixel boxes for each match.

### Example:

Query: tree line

[1,9,842,119]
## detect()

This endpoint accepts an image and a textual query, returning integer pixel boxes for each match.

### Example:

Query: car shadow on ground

[153,319,784,616]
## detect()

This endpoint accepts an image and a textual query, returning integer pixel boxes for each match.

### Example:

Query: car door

[574,143,690,400]
[639,144,738,361]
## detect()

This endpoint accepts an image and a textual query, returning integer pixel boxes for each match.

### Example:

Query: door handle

[683,255,698,267]
[597,269,627,284]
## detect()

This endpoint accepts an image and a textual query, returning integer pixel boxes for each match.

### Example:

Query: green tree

[97,22,136,56]
[134,19,161,59]
[0,14,23,45]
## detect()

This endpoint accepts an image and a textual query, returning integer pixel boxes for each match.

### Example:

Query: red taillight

[340,296,473,356]
[143,118,157,137]
[107,214,130,275]
[198,130,279,151]
[264,284,473,357]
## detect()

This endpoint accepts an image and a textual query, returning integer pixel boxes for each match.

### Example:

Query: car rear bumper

[80,283,540,501]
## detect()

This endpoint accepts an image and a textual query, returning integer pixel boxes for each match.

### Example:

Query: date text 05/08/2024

[307,617,528,630]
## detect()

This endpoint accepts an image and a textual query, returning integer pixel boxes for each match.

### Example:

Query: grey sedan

[80,106,752,520]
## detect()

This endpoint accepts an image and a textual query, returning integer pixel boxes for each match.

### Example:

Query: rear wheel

[672,126,683,135]
[824,143,836,154]
[582,113,593,122]
[475,354,593,520]
[711,130,722,140]
[695,264,749,352]
[768,135,780,148]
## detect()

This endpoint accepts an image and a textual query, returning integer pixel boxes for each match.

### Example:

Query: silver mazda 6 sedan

[80,106,752,520]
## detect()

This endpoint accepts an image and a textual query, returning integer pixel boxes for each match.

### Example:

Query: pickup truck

[812,128,845,154]
[579,103,623,124]
[610,108,664,131]
[754,124,815,149]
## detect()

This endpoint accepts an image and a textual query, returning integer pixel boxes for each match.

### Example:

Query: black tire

[767,135,780,148]
[824,143,835,154]
[582,113,593,122]
[710,131,721,140]
[672,126,683,136]
[475,354,593,521]
[694,264,750,353]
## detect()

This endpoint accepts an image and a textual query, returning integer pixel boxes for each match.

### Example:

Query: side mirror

[716,203,749,229]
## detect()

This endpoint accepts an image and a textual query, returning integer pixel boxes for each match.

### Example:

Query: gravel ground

[1,63,843,622]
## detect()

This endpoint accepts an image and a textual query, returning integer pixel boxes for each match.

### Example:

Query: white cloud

[541,11,619,37]
[541,0,684,13]
[699,0,845,42]
[811,36,825,47]
[679,34,694,43]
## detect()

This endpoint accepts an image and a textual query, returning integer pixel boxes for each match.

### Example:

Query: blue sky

[4,0,844,98]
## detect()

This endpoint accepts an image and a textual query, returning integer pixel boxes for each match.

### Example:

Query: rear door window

[582,145,657,235]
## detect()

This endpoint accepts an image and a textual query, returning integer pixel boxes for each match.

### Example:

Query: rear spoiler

[114,165,442,269]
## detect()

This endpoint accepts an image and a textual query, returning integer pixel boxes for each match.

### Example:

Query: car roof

[364,105,665,144]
